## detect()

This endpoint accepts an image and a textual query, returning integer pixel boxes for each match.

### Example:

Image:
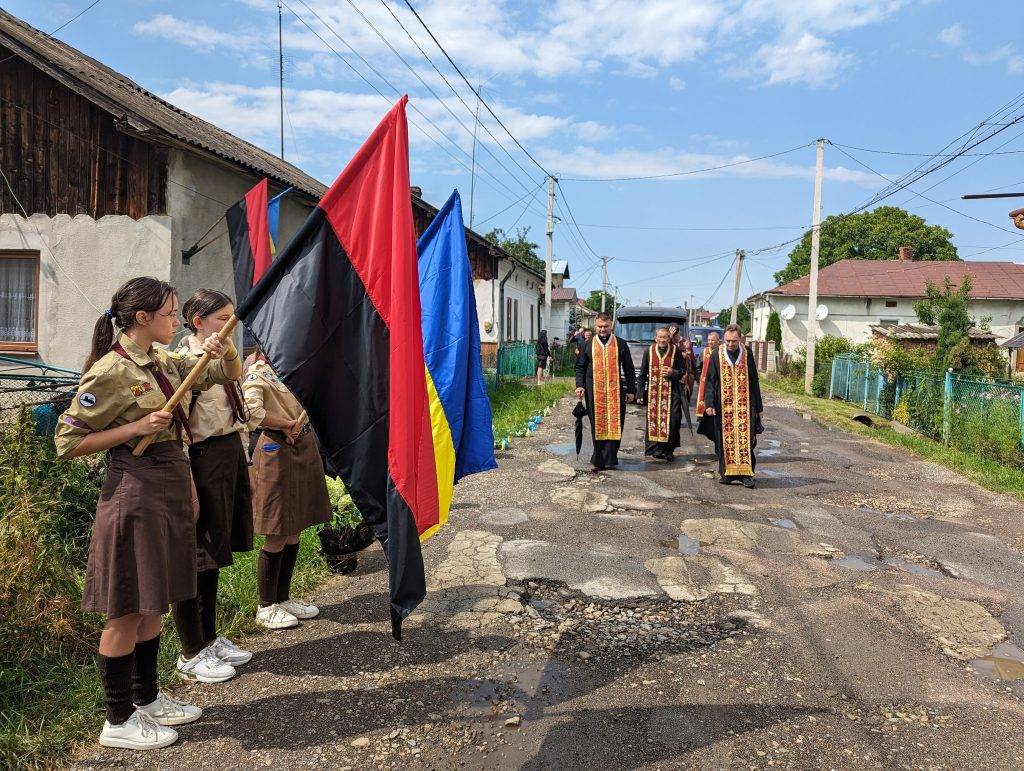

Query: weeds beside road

[763,375,1024,502]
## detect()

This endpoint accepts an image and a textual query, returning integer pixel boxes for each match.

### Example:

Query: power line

[829,143,1020,236]
[699,256,738,310]
[555,180,603,262]
[829,142,1024,158]
[558,142,814,182]
[571,222,804,232]
[336,0,539,199]
[473,181,545,228]
[398,0,553,178]
[377,0,542,194]
[282,0,532,207]
[51,0,105,35]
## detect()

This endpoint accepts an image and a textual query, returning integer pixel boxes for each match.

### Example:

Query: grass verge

[0,411,328,769]
[489,378,573,440]
[762,375,1024,502]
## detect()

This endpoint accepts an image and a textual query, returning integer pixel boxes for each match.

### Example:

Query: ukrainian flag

[267,187,291,255]
[417,190,497,539]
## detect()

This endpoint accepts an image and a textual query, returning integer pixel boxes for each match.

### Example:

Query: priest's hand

[660,366,673,377]
[575,387,585,399]
[626,393,635,404]
[706,407,716,416]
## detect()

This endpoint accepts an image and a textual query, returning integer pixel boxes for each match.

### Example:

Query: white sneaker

[279,598,320,620]
[99,710,178,750]
[210,636,252,666]
[176,647,236,683]
[135,692,202,726]
[255,603,299,630]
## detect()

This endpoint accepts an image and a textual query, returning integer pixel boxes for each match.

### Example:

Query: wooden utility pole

[729,249,745,325]
[600,255,609,313]
[804,138,826,395]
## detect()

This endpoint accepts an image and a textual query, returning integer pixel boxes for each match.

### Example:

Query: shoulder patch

[167,349,185,360]
[61,414,89,429]
[79,392,97,408]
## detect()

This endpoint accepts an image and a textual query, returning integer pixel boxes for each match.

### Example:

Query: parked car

[614,306,689,369]
[689,325,724,361]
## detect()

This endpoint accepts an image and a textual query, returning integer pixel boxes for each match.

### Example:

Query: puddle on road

[770,518,798,530]
[883,557,944,579]
[677,534,700,556]
[767,439,781,448]
[545,443,575,456]
[972,642,1024,682]
[857,505,916,522]
[832,555,879,571]
[759,448,781,457]
[618,458,654,472]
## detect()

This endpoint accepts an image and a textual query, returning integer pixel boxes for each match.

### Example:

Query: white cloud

[755,34,853,88]
[538,145,880,186]
[935,22,1024,75]
[938,23,964,47]
[728,0,905,35]
[133,14,259,52]
[668,76,686,91]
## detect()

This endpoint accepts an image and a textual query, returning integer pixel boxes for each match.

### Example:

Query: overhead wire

[557,142,815,183]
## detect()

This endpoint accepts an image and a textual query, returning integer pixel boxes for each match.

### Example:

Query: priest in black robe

[695,330,721,456]
[636,327,685,461]
[574,312,636,471]
[704,324,763,488]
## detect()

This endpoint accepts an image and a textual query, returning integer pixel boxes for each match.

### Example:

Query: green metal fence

[829,353,1024,453]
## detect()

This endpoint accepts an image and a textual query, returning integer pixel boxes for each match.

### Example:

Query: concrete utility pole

[468,83,483,228]
[544,175,555,334]
[613,285,620,322]
[804,138,826,395]
[278,0,285,160]
[730,249,745,325]
[600,255,609,313]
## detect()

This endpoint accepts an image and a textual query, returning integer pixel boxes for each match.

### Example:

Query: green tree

[773,206,958,286]
[715,303,751,334]
[583,290,621,313]
[914,276,972,372]
[765,310,782,348]
[484,226,544,274]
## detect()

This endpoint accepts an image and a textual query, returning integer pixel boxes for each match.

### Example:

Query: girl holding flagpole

[55,277,242,750]
[243,349,331,630]
[169,289,254,684]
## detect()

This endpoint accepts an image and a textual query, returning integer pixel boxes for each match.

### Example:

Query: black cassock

[574,334,636,469]
[637,345,685,459]
[695,346,718,455]
[705,345,764,479]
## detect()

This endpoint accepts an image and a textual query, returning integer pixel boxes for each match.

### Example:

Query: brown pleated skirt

[189,432,254,570]
[250,428,331,536]
[82,442,196,619]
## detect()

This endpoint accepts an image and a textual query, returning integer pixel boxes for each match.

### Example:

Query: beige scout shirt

[55,332,242,457]
[177,334,245,444]
[242,359,304,429]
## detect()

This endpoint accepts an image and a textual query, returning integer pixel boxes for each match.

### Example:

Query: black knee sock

[258,549,283,607]
[99,651,135,725]
[171,596,205,659]
[130,633,161,707]
[198,568,220,644]
[276,543,300,604]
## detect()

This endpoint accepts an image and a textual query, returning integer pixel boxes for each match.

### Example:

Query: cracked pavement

[78,390,1024,770]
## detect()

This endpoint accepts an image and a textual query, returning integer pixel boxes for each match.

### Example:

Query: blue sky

[11,0,1024,310]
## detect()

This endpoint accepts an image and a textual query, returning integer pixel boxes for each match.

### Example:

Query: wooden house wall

[411,196,498,282]
[0,45,167,219]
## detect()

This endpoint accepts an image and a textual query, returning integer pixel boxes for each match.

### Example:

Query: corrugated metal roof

[0,9,326,199]
[1000,331,1024,349]
[771,259,1024,300]
[870,324,998,341]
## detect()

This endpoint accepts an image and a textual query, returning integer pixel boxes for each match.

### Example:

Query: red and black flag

[227,178,272,309]
[235,97,436,639]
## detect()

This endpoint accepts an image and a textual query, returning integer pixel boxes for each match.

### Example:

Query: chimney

[410,185,422,198]
[897,246,914,262]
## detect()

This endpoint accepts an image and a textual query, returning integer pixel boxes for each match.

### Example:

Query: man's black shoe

[741,477,756,489]
[718,476,731,485]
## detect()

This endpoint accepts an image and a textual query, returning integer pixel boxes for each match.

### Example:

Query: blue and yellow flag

[267,187,291,255]
[417,190,497,536]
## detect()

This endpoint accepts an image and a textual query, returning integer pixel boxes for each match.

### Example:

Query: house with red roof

[749,251,1024,369]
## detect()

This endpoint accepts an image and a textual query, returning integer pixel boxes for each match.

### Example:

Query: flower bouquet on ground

[318,477,376,574]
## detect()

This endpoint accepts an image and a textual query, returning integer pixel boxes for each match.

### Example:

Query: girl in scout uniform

[242,349,331,630]
[55,277,242,751]
[169,290,254,685]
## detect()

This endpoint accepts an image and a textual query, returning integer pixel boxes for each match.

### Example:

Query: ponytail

[83,277,176,372]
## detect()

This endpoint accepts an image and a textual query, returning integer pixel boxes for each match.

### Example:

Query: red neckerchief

[113,342,194,443]
[224,381,246,425]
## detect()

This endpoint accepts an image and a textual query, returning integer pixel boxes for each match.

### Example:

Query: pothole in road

[511,580,761,661]
[972,642,1024,686]
[544,442,575,456]
[769,518,798,530]
[828,552,954,579]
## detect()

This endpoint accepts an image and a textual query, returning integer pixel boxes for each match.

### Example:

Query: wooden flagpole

[133,315,240,457]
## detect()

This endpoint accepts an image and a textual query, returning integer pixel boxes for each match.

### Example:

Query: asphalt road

[78,389,1024,770]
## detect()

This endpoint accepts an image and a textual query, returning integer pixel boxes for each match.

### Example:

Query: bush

[811,371,830,398]
[0,411,104,767]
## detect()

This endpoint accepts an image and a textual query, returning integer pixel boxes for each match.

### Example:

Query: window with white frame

[0,250,40,351]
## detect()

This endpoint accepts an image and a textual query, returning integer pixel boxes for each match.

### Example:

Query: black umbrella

[681,388,694,436]
[572,399,588,456]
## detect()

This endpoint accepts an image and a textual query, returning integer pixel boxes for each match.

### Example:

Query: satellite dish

[780,304,796,321]
[816,304,829,321]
